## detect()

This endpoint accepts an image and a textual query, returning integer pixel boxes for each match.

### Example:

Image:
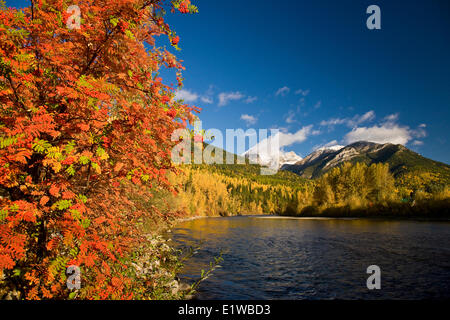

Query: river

[169,215,450,299]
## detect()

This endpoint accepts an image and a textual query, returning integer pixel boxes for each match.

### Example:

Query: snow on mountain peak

[243,148,302,168]
[316,145,345,152]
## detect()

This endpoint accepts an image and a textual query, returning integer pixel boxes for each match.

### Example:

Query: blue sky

[7,0,450,163]
[165,0,450,162]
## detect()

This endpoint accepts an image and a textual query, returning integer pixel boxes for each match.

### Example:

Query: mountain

[189,142,311,188]
[279,151,303,166]
[242,148,303,169]
[281,141,450,180]
[315,145,345,152]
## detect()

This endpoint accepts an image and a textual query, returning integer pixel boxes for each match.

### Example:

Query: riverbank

[279,198,450,219]
[175,215,207,223]
[270,215,450,222]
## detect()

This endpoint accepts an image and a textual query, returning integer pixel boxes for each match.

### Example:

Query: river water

[169,216,450,299]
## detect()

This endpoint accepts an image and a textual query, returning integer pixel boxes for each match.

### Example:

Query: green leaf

[54,199,72,210]
[81,218,91,229]
[110,17,118,27]
[0,208,8,221]
[32,138,51,153]
[64,141,76,154]
[66,164,75,176]
[70,209,81,220]
[125,30,135,40]
[96,146,105,157]
[78,155,90,165]
[77,194,87,203]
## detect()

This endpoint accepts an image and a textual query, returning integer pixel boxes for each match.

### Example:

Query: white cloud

[320,110,375,128]
[249,125,313,150]
[244,96,257,104]
[244,126,312,158]
[240,114,257,126]
[322,140,339,147]
[218,91,244,107]
[201,85,215,104]
[343,114,427,146]
[344,123,411,145]
[285,110,296,124]
[411,125,427,139]
[278,125,313,147]
[295,88,310,96]
[174,87,214,104]
[272,126,289,133]
[175,89,199,102]
[320,118,347,126]
[356,111,375,124]
[275,86,290,97]
[383,113,399,122]
[201,96,213,104]
[314,100,322,109]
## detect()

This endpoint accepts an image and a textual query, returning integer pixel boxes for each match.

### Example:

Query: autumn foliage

[0,0,198,299]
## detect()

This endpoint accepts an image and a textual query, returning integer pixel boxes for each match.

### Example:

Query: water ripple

[169,216,450,300]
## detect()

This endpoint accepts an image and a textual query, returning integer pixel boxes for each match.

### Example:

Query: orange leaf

[62,190,75,199]
[114,162,124,173]
[49,185,60,197]
[94,216,107,225]
[111,277,122,287]
[78,123,90,131]
[40,196,50,206]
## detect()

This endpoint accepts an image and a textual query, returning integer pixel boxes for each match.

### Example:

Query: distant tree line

[163,162,450,218]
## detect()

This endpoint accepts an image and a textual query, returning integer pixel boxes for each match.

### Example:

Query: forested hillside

[165,141,449,218]
[283,142,450,184]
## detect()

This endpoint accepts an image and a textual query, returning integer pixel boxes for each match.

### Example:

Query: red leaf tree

[0,0,198,299]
